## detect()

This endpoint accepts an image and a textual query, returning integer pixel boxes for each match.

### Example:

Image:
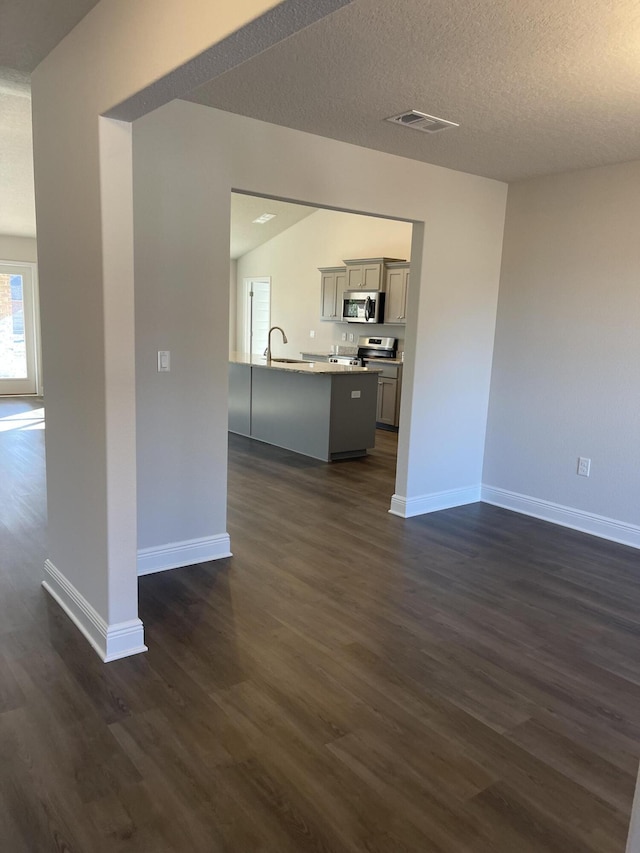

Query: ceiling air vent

[385,110,459,133]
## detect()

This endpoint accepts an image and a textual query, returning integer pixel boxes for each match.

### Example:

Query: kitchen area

[229,196,413,463]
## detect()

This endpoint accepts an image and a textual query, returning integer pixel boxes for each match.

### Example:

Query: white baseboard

[389,486,481,518]
[481,485,640,550]
[42,559,147,662]
[137,533,232,576]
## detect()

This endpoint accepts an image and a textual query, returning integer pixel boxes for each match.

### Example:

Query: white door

[0,263,38,396]
[241,278,271,355]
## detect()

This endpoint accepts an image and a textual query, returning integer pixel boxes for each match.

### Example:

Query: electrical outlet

[577,457,591,477]
[348,333,354,342]
[309,330,315,339]
[341,333,347,341]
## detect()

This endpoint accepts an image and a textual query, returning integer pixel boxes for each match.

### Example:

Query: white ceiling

[2,0,640,237]
[230,194,317,259]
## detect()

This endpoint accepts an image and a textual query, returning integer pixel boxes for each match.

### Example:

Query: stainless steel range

[356,335,397,362]
[327,336,397,366]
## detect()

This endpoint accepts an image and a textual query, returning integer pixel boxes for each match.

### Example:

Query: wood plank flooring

[1,395,639,851]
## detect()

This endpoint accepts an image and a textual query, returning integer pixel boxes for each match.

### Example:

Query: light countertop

[229,353,381,375]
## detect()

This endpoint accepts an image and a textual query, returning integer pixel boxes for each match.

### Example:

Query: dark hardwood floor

[1,395,639,851]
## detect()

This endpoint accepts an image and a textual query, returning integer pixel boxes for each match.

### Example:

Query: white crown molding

[42,560,147,662]
[481,486,640,550]
[137,533,232,576]
[389,486,481,518]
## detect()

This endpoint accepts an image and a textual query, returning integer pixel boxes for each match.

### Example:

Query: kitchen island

[229,353,381,461]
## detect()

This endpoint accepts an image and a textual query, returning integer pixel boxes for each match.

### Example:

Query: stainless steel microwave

[341,290,385,323]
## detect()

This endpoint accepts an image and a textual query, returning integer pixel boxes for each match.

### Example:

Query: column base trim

[137,533,232,576]
[389,486,481,518]
[42,559,147,662]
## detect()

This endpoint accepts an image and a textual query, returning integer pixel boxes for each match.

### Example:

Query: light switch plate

[157,350,170,372]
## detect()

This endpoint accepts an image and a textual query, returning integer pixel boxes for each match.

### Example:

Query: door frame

[0,261,41,397]
[239,276,271,356]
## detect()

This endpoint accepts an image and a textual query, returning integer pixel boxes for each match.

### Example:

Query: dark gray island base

[229,355,381,461]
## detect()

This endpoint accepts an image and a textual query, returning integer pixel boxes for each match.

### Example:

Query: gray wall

[484,160,640,528]
[134,119,230,551]
[30,0,327,654]
[133,100,507,550]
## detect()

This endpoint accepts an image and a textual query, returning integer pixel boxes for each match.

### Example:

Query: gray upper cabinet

[343,257,405,291]
[384,262,410,324]
[318,266,346,320]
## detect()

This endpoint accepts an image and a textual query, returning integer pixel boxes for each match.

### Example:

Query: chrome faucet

[264,326,288,361]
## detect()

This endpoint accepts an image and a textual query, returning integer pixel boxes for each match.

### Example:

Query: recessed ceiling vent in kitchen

[385,110,459,133]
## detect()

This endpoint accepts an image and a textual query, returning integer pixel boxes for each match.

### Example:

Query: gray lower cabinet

[364,360,402,428]
[228,362,252,436]
[229,362,379,460]
[377,376,399,426]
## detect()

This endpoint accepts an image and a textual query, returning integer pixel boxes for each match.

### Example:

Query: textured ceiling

[2,0,640,240]
[185,0,640,182]
[230,193,317,259]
